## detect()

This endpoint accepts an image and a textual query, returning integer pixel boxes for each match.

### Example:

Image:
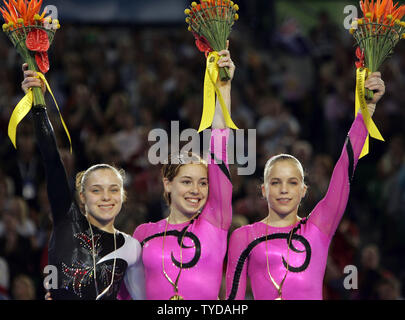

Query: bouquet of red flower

[184,0,239,132]
[350,0,405,98]
[185,0,239,81]
[1,0,58,105]
[349,0,405,157]
[1,0,70,150]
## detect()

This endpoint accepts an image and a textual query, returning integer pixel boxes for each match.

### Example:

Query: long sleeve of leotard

[122,239,146,300]
[308,113,368,239]
[225,225,249,300]
[31,107,73,226]
[201,128,233,230]
[117,227,147,300]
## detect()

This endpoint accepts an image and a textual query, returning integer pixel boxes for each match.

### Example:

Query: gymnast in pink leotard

[226,72,386,300]
[119,48,235,300]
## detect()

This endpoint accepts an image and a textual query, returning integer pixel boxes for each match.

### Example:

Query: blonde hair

[161,152,207,206]
[263,154,305,188]
[75,164,127,202]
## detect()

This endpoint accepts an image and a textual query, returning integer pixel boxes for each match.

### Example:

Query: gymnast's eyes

[270,180,299,186]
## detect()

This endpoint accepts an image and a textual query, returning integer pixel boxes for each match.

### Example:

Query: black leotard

[32,106,143,300]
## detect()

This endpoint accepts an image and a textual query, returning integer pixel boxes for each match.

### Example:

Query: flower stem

[219,66,230,81]
[17,45,46,106]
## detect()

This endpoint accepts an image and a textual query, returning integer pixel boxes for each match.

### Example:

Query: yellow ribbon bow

[198,51,239,132]
[8,72,72,153]
[355,68,384,158]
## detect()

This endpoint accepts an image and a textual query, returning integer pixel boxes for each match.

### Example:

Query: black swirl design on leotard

[346,136,355,182]
[228,222,312,300]
[141,226,201,269]
[211,152,231,181]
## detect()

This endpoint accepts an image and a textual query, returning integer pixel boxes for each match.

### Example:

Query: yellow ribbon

[8,90,33,148]
[8,72,72,153]
[198,51,239,132]
[355,68,384,158]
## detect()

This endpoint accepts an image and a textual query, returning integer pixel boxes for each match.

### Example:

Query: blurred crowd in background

[0,1,404,300]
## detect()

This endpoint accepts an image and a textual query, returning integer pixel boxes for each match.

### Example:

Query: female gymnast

[21,64,145,300]
[226,72,386,300]
[119,49,234,300]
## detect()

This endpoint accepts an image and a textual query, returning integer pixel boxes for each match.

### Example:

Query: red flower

[355,46,365,68]
[193,32,212,54]
[26,28,49,51]
[35,51,49,73]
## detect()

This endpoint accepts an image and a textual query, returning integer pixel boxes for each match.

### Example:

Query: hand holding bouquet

[185,0,239,81]
[1,0,58,105]
[350,0,405,98]
[1,0,70,151]
[184,0,239,132]
[349,0,404,158]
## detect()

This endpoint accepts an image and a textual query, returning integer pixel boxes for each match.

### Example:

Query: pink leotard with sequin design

[121,129,232,300]
[226,114,368,300]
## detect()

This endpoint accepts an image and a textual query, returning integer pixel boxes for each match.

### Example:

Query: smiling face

[163,163,208,219]
[262,159,307,218]
[80,168,123,228]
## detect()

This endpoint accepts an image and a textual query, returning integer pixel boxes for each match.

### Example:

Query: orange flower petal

[378,0,388,18]
[0,7,12,23]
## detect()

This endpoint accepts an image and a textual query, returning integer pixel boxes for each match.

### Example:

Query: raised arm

[22,65,73,225]
[201,48,234,230]
[211,46,234,130]
[308,72,385,238]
